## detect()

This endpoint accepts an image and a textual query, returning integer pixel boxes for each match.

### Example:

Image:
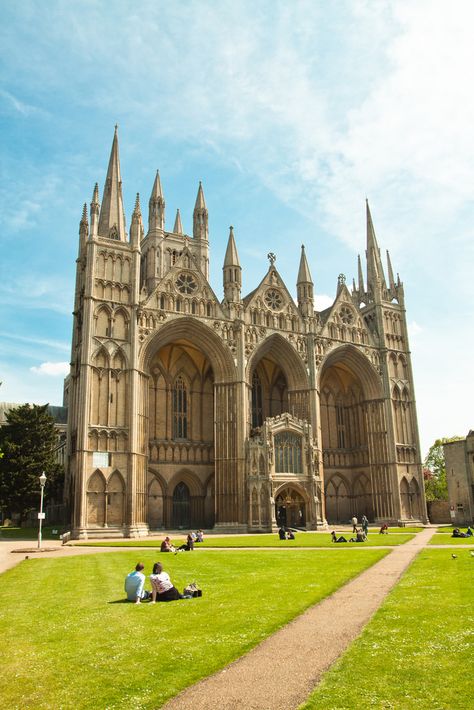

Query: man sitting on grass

[331,531,347,543]
[125,562,151,604]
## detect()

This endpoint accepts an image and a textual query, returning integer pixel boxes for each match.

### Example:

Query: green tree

[0,404,64,520]
[423,436,462,501]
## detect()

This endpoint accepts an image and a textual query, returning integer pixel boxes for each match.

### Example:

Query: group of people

[452,526,473,538]
[125,562,193,603]
[278,526,296,540]
[331,529,367,543]
[160,530,205,553]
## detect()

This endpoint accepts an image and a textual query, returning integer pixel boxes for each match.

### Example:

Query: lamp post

[37,472,47,550]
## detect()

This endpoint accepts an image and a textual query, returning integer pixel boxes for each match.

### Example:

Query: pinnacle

[194,181,207,210]
[173,208,183,234]
[297,244,313,284]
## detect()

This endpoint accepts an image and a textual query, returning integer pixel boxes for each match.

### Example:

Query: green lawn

[0,525,64,540]
[74,531,416,549]
[436,525,473,534]
[0,549,386,709]
[300,549,474,710]
[429,533,474,545]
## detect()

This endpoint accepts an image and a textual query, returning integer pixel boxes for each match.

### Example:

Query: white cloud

[30,362,69,377]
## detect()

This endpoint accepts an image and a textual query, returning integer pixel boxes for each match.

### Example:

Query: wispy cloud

[0,331,70,353]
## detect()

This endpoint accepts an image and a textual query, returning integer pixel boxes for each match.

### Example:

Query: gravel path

[162,528,436,710]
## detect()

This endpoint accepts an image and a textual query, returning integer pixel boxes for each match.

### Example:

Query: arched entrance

[275,487,306,527]
[319,345,385,524]
[172,481,191,528]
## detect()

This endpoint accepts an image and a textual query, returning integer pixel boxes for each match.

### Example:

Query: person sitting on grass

[149,562,192,602]
[349,529,367,543]
[331,531,347,543]
[466,526,473,537]
[196,529,204,542]
[160,536,176,552]
[286,529,295,540]
[125,562,151,604]
[452,528,468,538]
[379,523,389,534]
[278,526,286,540]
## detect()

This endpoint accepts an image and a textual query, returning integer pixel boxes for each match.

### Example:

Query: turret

[79,203,88,251]
[193,181,209,278]
[173,209,183,235]
[223,226,241,306]
[296,245,314,317]
[130,193,144,246]
[97,126,127,241]
[193,181,208,241]
[148,170,165,233]
[90,183,100,238]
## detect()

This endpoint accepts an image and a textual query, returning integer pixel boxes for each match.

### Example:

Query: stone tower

[65,129,428,538]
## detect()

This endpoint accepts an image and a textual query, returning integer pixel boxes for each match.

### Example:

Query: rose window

[175,273,197,295]
[265,289,283,311]
[339,306,353,325]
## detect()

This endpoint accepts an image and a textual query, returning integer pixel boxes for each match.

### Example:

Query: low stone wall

[427,500,451,524]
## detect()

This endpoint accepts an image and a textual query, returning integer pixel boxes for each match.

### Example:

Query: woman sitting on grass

[149,562,191,602]
[160,536,176,552]
[331,531,347,543]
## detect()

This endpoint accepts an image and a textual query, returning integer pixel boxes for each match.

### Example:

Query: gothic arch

[168,469,203,497]
[94,305,112,338]
[86,470,106,526]
[325,472,351,523]
[319,344,383,400]
[400,476,410,518]
[147,472,165,529]
[246,333,309,392]
[140,317,236,383]
[274,483,308,527]
[106,470,125,525]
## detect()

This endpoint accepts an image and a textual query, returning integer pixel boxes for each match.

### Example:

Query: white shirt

[125,570,145,601]
[150,571,173,595]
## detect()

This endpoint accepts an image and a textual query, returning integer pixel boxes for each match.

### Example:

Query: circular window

[265,288,283,311]
[339,306,353,325]
[175,273,197,295]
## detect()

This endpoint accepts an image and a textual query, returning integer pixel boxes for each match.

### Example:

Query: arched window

[274,432,302,473]
[336,399,345,448]
[172,482,190,528]
[251,371,263,428]
[172,376,188,438]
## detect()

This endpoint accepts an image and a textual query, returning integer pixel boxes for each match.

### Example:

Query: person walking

[361,514,369,536]
[351,515,358,533]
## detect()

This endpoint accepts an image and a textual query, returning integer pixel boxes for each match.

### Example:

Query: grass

[299,548,474,710]
[429,533,474,545]
[0,549,386,709]
[435,525,473,534]
[74,531,416,549]
[0,525,64,540]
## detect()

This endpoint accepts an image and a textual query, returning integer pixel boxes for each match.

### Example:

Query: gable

[243,266,299,319]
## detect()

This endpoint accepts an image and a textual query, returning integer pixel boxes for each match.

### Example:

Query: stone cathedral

[65,128,428,538]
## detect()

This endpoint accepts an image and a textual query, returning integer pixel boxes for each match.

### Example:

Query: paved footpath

[163,528,436,710]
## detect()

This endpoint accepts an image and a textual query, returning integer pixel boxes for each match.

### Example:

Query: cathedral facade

[65,128,428,538]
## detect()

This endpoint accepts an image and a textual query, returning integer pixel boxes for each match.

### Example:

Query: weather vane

[267,252,276,266]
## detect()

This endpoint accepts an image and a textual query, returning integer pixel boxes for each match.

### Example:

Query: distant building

[65,128,428,539]
[444,432,474,525]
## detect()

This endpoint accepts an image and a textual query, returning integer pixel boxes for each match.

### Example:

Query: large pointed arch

[246,333,309,392]
[319,344,383,400]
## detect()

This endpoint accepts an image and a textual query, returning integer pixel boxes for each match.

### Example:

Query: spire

[90,182,100,237]
[193,181,208,241]
[365,199,386,298]
[173,208,183,235]
[148,170,165,232]
[79,203,89,243]
[296,244,314,318]
[130,192,144,245]
[357,254,365,293]
[97,126,126,241]
[224,225,240,267]
[223,226,241,306]
[297,244,313,285]
[386,250,396,291]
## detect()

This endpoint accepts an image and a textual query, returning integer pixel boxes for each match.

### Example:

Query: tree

[423,436,462,501]
[0,404,64,521]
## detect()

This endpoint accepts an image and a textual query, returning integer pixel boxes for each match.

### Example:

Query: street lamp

[37,472,47,550]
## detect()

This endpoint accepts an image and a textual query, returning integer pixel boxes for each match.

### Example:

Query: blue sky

[1,0,473,458]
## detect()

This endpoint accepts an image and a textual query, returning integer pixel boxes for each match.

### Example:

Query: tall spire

[193,181,208,240]
[148,170,165,232]
[79,203,89,247]
[223,226,241,306]
[386,250,396,291]
[173,208,183,235]
[365,199,386,299]
[97,125,126,241]
[296,245,314,317]
[357,253,365,293]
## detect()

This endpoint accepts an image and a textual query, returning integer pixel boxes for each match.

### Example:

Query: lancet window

[274,432,303,473]
[251,371,263,428]
[172,376,188,439]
